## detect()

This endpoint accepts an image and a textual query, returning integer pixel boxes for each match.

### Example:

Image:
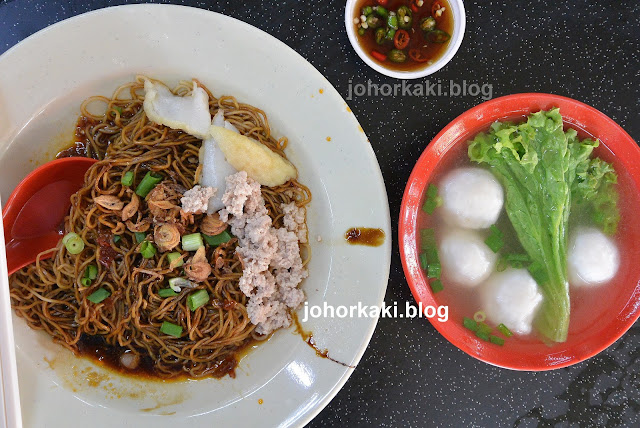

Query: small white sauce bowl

[344,0,466,79]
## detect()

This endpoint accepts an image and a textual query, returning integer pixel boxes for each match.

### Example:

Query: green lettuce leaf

[468,108,620,342]
[469,109,571,342]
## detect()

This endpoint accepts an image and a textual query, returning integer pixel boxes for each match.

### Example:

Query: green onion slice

[422,184,441,215]
[475,330,490,342]
[140,241,157,259]
[160,321,183,338]
[419,252,428,270]
[420,228,436,250]
[484,225,504,253]
[158,288,178,298]
[113,235,122,244]
[121,171,134,187]
[476,322,492,336]
[182,233,204,252]
[489,335,505,346]
[203,230,233,247]
[168,277,192,292]
[187,289,210,311]
[429,279,444,293]
[87,288,111,304]
[62,232,85,254]
[463,317,479,331]
[134,232,146,243]
[84,264,98,280]
[497,323,513,338]
[427,263,441,279]
[135,171,163,197]
[473,311,486,323]
[167,252,184,268]
[81,277,92,287]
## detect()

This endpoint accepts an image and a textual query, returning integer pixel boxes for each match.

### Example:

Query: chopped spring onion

[496,257,508,272]
[420,228,436,249]
[168,277,192,292]
[160,321,183,338]
[140,241,157,259]
[463,317,479,331]
[497,323,513,338]
[167,252,184,268]
[135,171,163,197]
[419,252,428,270]
[62,232,85,254]
[422,184,442,214]
[158,288,178,298]
[476,330,490,341]
[358,27,366,36]
[430,279,444,293]
[84,264,98,280]
[113,235,122,244]
[473,311,486,323]
[114,106,123,114]
[182,233,204,251]
[134,232,147,243]
[87,288,111,304]
[81,277,92,287]
[187,289,210,311]
[203,230,232,247]
[425,245,439,265]
[505,253,530,263]
[427,262,441,279]
[476,322,492,336]
[121,171,134,187]
[484,225,504,253]
[489,335,505,346]
[505,253,531,269]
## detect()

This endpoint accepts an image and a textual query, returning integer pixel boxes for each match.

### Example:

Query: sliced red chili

[409,48,430,63]
[411,4,419,13]
[432,1,444,17]
[393,29,410,50]
[376,0,388,5]
[371,50,387,62]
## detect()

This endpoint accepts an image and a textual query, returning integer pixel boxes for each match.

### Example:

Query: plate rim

[0,4,392,426]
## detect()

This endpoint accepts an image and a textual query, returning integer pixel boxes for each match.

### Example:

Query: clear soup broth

[417,117,640,351]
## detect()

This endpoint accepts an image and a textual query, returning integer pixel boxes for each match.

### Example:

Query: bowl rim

[344,0,466,79]
[399,93,640,371]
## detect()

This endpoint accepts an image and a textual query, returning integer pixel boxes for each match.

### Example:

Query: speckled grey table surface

[1,0,639,427]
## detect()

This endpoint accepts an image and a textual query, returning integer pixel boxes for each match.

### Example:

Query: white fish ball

[568,227,620,287]
[439,167,504,229]
[480,268,543,335]
[440,229,497,287]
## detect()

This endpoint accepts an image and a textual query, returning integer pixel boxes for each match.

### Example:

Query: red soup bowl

[399,93,640,370]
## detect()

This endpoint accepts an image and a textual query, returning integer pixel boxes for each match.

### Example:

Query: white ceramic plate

[0,5,391,427]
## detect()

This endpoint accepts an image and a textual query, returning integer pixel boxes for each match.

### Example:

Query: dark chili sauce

[76,333,257,381]
[56,116,101,159]
[291,313,353,368]
[345,227,386,247]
